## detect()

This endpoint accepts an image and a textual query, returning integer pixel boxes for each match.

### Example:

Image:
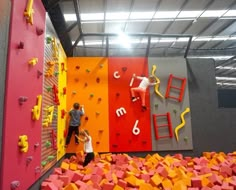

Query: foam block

[59,175,70,186]
[191,177,202,188]
[71,172,84,182]
[102,182,115,190]
[64,183,79,190]
[61,162,70,171]
[117,179,127,189]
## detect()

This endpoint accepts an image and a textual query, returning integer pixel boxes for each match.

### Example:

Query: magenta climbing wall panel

[108,57,152,152]
[0,0,45,189]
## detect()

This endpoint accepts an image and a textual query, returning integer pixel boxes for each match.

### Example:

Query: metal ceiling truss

[74,32,193,58]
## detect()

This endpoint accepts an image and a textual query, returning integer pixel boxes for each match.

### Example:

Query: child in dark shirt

[65,103,84,148]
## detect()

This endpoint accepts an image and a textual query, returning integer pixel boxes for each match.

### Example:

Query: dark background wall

[187,58,236,156]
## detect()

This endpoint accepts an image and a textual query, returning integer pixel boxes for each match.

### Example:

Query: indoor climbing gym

[0,0,236,189]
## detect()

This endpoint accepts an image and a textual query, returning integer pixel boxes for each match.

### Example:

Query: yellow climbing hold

[151,65,164,98]
[175,107,190,142]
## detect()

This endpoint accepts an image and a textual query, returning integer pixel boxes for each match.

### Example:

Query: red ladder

[152,112,173,140]
[165,74,186,102]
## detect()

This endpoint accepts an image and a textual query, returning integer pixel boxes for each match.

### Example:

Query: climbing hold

[35,166,40,173]
[45,140,51,148]
[47,155,55,161]
[34,142,40,148]
[96,77,100,83]
[41,161,47,167]
[184,136,188,142]
[10,181,20,190]
[54,71,59,77]
[76,66,80,69]
[37,70,43,78]
[36,27,44,36]
[151,65,164,98]
[18,135,29,153]
[86,69,90,73]
[173,109,177,115]
[46,86,52,92]
[175,107,190,142]
[46,36,52,44]
[28,58,38,66]
[26,156,33,165]
[18,42,24,49]
[18,96,28,105]
[122,67,127,71]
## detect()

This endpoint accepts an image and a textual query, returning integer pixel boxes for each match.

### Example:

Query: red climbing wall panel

[108,57,152,152]
[0,0,45,189]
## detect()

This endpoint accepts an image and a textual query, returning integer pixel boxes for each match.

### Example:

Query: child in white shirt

[130,74,157,111]
[76,130,94,167]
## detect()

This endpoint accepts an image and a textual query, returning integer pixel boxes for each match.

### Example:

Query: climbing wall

[57,44,67,160]
[41,22,59,173]
[66,57,109,153]
[148,58,193,151]
[108,58,152,152]
[0,0,45,189]
[66,57,192,153]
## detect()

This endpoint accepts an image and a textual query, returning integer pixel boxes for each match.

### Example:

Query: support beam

[83,33,192,38]
[106,36,109,57]
[184,36,193,58]
[71,34,83,55]
[146,36,151,57]
[73,0,83,34]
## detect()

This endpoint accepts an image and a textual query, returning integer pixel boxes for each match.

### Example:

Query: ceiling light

[178,11,202,18]
[64,14,77,22]
[117,32,131,48]
[200,10,227,17]
[154,11,179,18]
[80,13,104,21]
[217,82,236,86]
[216,66,236,70]
[130,12,155,19]
[106,12,129,20]
[216,76,236,81]
[223,10,236,17]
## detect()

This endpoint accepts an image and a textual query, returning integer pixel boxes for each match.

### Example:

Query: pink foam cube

[191,177,202,188]
[71,172,84,182]
[156,166,168,178]
[90,174,102,184]
[59,175,70,186]
[82,174,92,182]
[117,179,127,189]
[115,170,125,179]
[140,173,150,182]
[49,174,58,180]
[53,167,62,175]
[75,180,87,189]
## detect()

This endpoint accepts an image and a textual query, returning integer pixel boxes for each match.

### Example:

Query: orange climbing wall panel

[108,58,152,152]
[66,57,109,153]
